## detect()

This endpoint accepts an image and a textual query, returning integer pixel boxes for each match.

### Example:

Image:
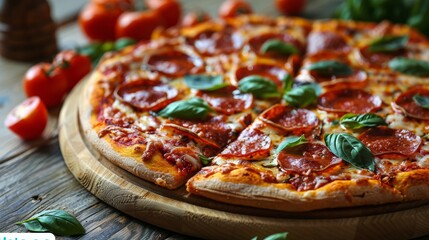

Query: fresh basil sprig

[306,60,354,77]
[16,210,85,236]
[324,133,375,172]
[340,113,387,129]
[198,154,212,165]
[238,75,281,99]
[281,73,294,93]
[275,135,307,154]
[260,39,299,56]
[368,35,408,53]
[157,97,213,120]
[252,232,289,240]
[184,74,227,91]
[283,85,318,107]
[388,58,429,77]
[413,94,429,108]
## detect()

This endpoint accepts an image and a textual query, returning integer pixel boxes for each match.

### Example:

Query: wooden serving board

[59,81,429,240]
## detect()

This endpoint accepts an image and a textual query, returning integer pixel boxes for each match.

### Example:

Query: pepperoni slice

[307,32,350,55]
[197,86,253,115]
[147,50,203,77]
[277,143,342,173]
[248,32,303,57]
[392,87,429,120]
[235,64,289,87]
[187,27,243,56]
[358,126,421,158]
[318,89,382,114]
[219,128,271,160]
[259,104,319,134]
[357,46,407,68]
[114,79,179,111]
[311,69,368,90]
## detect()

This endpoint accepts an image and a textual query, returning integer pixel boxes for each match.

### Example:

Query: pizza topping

[283,85,318,108]
[277,143,342,173]
[158,97,213,121]
[306,60,353,78]
[324,133,375,171]
[318,89,382,114]
[248,32,302,57]
[259,104,319,134]
[388,58,429,77]
[260,39,299,56]
[164,147,201,175]
[358,46,406,68]
[358,126,422,158]
[340,113,387,130]
[183,74,227,91]
[219,128,271,160]
[238,75,281,99]
[307,31,349,55]
[275,135,307,154]
[368,35,408,53]
[187,27,243,56]
[235,64,289,87]
[147,50,203,77]
[114,79,179,111]
[197,86,253,115]
[392,87,429,120]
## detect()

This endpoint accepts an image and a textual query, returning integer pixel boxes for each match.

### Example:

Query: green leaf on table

[260,39,299,56]
[16,209,85,236]
[275,135,307,154]
[251,232,289,240]
[306,60,353,77]
[324,133,375,172]
[368,35,408,53]
[340,113,387,129]
[157,97,213,120]
[283,85,317,107]
[388,58,429,77]
[184,74,227,91]
[413,94,429,108]
[238,75,281,99]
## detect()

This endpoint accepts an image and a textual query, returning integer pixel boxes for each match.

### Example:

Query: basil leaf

[198,154,212,165]
[413,94,429,108]
[283,85,317,107]
[340,113,387,129]
[184,74,227,91]
[306,60,353,77]
[238,75,281,99]
[281,73,294,93]
[408,0,429,37]
[252,232,289,240]
[368,35,408,53]
[260,39,299,55]
[158,97,213,120]
[16,210,85,236]
[275,135,307,154]
[324,133,375,172]
[388,58,429,77]
[114,38,137,51]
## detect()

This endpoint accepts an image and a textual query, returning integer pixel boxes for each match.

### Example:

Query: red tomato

[219,0,253,19]
[116,10,163,41]
[275,0,306,16]
[145,0,181,28]
[182,11,211,27]
[23,63,68,107]
[79,1,132,41]
[54,50,92,91]
[4,97,48,140]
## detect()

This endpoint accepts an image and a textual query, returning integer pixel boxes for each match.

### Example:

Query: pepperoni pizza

[80,15,429,211]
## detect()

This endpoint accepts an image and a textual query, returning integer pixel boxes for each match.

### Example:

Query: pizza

[79,14,429,211]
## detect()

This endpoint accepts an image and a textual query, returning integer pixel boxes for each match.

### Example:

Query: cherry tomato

[23,63,68,107]
[182,11,211,27]
[116,10,163,41]
[145,0,181,28]
[79,1,132,41]
[275,0,306,16]
[4,97,48,140]
[53,50,92,91]
[219,0,253,19]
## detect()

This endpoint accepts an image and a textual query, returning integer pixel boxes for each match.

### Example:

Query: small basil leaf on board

[275,135,307,154]
[368,35,408,53]
[281,73,294,93]
[388,58,429,77]
[306,60,353,77]
[157,97,213,120]
[283,85,317,107]
[184,74,227,91]
[198,154,212,165]
[324,133,375,172]
[251,232,289,240]
[340,113,387,129]
[238,75,281,99]
[413,94,429,108]
[260,39,299,55]
[16,210,85,236]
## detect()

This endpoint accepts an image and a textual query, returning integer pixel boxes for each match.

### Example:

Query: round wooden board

[59,80,429,240]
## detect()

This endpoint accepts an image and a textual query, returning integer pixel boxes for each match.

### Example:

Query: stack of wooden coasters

[0,0,57,62]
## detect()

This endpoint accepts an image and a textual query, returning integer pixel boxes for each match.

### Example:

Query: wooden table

[6,0,417,239]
